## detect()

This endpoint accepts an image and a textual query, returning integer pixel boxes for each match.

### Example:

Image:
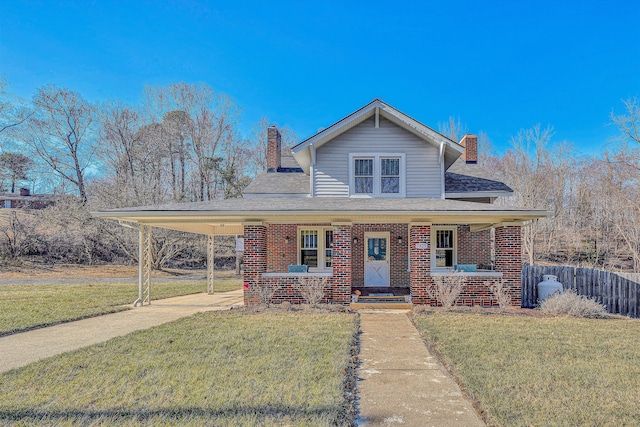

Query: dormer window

[354,158,374,193]
[350,153,405,197]
[381,158,400,193]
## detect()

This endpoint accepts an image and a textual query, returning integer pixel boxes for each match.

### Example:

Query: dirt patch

[0,263,235,281]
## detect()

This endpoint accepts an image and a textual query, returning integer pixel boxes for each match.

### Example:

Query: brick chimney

[267,126,282,172]
[459,134,478,164]
[19,187,30,196]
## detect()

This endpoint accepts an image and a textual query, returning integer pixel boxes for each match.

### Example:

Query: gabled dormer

[244,99,512,202]
[292,99,464,198]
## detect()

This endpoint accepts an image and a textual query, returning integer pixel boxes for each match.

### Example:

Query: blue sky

[1,0,639,155]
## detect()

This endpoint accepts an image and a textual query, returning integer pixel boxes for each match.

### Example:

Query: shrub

[253,283,278,307]
[429,272,465,310]
[540,289,608,318]
[297,275,328,305]
[487,278,512,312]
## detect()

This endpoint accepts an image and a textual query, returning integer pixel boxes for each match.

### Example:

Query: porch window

[350,153,405,197]
[299,227,333,270]
[432,227,457,269]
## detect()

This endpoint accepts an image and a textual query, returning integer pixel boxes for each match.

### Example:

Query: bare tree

[188,96,237,201]
[0,78,33,135]
[602,99,640,271]
[611,97,640,147]
[213,132,253,199]
[163,110,192,201]
[438,116,467,142]
[491,125,577,266]
[19,85,97,203]
[97,101,142,192]
[143,83,241,202]
[0,152,33,193]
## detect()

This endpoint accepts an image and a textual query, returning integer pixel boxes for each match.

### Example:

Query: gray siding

[314,117,442,197]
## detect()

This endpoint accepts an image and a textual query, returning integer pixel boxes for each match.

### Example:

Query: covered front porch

[92,197,544,308]
[248,221,522,307]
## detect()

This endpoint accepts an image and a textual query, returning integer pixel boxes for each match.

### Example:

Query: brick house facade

[95,99,546,308]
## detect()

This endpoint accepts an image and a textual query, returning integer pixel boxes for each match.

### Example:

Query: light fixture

[285,236,290,244]
[397,235,403,242]
[353,236,359,244]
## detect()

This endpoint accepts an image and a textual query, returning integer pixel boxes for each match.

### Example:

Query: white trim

[440,143,445,199]
[297,226,334,272]
[431,226,457,270]
[349,153,406,198]
[430,271,502,278]
[309,144,316,198]
[364,231,390,287]
[263,272,333,278]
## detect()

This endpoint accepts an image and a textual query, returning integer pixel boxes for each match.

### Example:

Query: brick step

[354,294,411,302]
[351,301,413,310]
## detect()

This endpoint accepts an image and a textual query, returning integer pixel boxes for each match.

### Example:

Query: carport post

[134,228,143,306]
[134,225,152,307]
[207,235,215,294]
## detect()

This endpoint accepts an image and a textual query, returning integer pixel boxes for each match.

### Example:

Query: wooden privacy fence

[522,265,640,318]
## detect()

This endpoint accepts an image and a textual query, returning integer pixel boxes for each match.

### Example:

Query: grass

[0,311,358,426]
[413,312,640,426]
[0,278,242,336]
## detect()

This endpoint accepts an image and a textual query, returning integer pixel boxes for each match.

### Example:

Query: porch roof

[92,197,549,235]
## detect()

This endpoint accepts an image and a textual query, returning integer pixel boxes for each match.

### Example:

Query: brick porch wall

[266,223,331,272]
[266,224,298,272]
[410,224,432,304]
[243,225,266,306]
[331,225,352,305]
[495,225,522,306]
[246,222,521,307]
[352,224,409,287]
[457,225,492,268]
[261,275,332,304]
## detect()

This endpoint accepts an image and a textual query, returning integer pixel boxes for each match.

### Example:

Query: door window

[367,237,387,261]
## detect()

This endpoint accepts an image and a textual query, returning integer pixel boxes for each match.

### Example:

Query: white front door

[364,232,390,287]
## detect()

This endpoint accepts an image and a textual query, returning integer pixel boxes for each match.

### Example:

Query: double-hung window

[350,154,405,197]
[299,227,333,271]
[354,158,374,194]
[431,226,457,269]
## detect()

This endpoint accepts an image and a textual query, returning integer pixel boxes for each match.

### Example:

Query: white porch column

[134,224,152,307]
[207,235,215,294]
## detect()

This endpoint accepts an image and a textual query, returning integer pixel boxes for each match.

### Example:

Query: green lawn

[0,311,358,426]
[0,278,242,336]
[413,312,640,427]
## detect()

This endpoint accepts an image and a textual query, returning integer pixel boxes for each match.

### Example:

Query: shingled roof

[445,159,512,194]
[243,153,309,196]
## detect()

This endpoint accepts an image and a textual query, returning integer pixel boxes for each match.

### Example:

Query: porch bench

[287,264,309,273]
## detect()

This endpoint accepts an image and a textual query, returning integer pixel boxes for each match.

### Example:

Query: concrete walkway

[357,311,485,426]
[0,290,244,373]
